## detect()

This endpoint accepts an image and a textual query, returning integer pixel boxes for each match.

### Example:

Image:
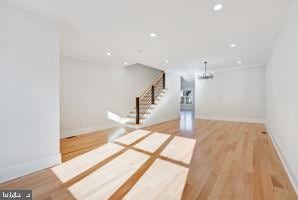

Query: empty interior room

[1,0,298,199]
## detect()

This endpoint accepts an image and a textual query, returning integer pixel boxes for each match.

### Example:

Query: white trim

[60,54,113,68]
[265,124,298,194]
[213,63,265,72]
[61,122,120,138]
[143,116,179,128]
[3,0,61,22]
[124,116,180,129]
[0,154,61,183]
[180,63,265,75]
[196,115,265,123]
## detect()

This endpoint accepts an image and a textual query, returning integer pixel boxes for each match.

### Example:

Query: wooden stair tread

[143,90,165,94]
[128,112,150,115]
[127,114,149,117]
[129,111,150,114]
[141,95,163,99]
[133,107,154,110]
[126,116,146,119]
[126,122,143,125]
[139,103,157,105]
[140,97,162,100]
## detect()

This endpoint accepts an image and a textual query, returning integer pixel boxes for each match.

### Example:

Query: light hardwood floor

[123,158,189,200]
[0,112,297,199]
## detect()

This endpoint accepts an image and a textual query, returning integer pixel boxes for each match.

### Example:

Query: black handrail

[135,72,165,124]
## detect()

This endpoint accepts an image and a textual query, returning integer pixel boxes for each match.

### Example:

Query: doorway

[180,76,195,112]
[180,76,195,132]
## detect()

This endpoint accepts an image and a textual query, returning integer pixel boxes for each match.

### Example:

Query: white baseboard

[196,115,265,123]
[265,124,298,194]
[142,116,179,128]
[141,112,179,127]
[61,114,179,138]
[0,154,61,183]
[61,122,120,138]
[124,116,179,129]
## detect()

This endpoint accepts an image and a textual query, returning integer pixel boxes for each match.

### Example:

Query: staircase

[125,71,166,126]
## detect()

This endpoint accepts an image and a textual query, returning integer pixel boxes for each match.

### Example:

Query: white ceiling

[19,0,288,72]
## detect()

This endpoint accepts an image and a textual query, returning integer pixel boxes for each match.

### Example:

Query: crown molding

[213,63,265,72]
[60,54,115,68]
[176,63,266,75]
[3,0,61,22]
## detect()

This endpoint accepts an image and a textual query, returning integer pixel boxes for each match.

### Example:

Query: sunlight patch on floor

[68,150,149,200]
[133,132,170,153]
[107,127,127,142]
[123,159,189,200]
[114,129,150,145]
[107,111,128,124]
[51,143,124,183]
[52,130,196,199]
[160,136,196,164]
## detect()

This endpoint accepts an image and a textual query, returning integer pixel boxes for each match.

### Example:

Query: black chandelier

[198,62,214,80]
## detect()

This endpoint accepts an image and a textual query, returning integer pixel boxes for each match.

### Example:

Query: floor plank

[114,129,150,145]
[123,159,188,200]
[160,136,196,164]
[68,150,149,200]
[51,143,124,183]
[133,132,170,153]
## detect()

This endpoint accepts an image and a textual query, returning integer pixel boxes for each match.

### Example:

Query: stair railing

[136,71,166,124]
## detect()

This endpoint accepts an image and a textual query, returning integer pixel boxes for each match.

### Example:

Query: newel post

[151,85,155,104]
[136,97,140,124]
[162,72,166,89]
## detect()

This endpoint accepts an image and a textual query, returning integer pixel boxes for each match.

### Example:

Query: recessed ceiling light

[150,33,157,37]
[213,4,223,11]
[230,43,237,48]
[124,62,128,65]
[237,61,242,64]
[165,60,169,63]
[106,52,112,56]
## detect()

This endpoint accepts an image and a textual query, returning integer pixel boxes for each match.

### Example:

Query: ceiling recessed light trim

[230,43,237,48]
[124,62,128,65]
[106,52,112,56]
[150,33,157,37]
[213,4,223,11]
[237,61,243,64]
[165,60,169,64]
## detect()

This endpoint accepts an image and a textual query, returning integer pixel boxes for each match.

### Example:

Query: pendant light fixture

[198,62,214,80]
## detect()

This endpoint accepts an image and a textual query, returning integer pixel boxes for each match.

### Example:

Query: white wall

[60,56,161,137]
[0,1,60,183]
[265,0,298,192]
[195,66,265,122]
[142,72,181,126]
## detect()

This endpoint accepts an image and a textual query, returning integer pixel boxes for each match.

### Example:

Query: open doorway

[180,76,195,112]
[180,76,195,131]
